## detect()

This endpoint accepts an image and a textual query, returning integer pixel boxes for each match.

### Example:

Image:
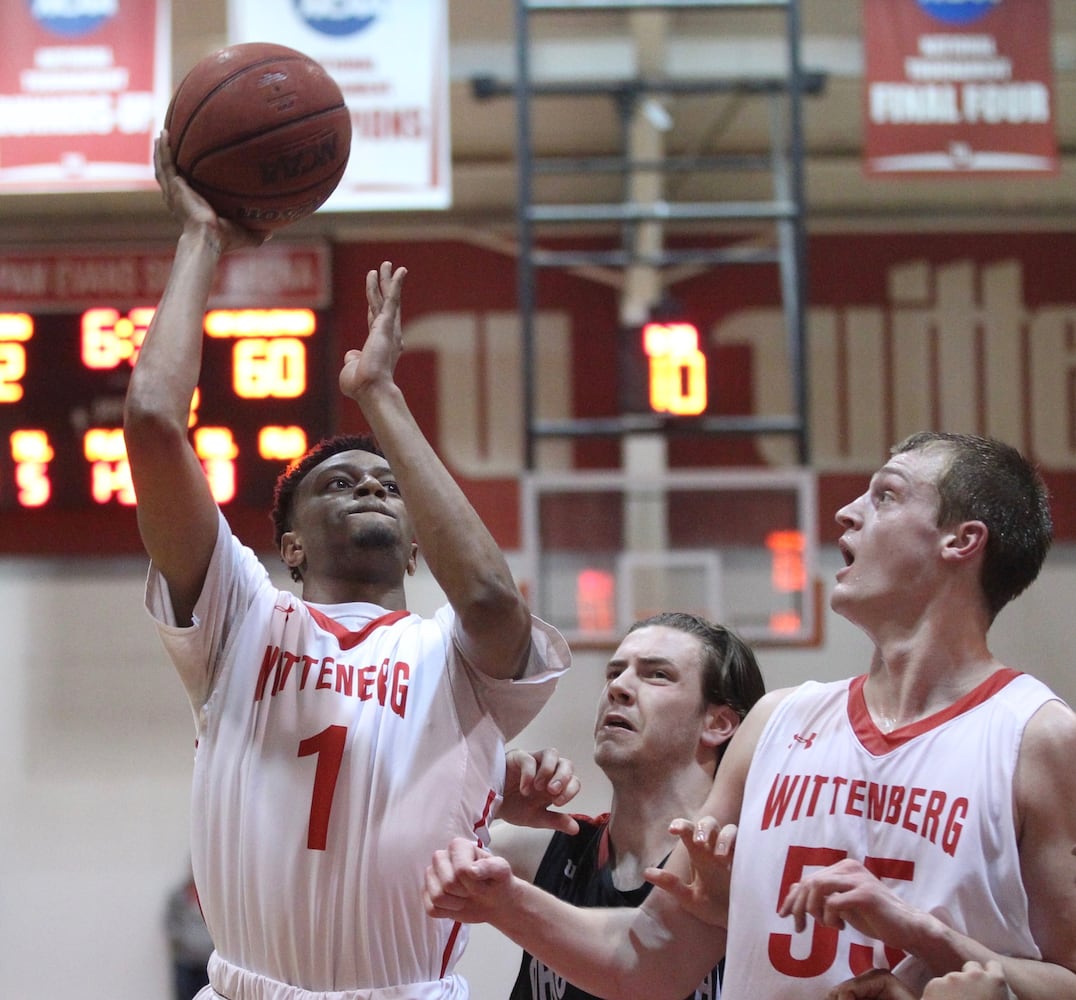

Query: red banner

[0,242,331,311]
[863,0,1058,175]
[0,0,170,192]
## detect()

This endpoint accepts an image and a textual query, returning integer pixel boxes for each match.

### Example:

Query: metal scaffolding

[486,0,819,467]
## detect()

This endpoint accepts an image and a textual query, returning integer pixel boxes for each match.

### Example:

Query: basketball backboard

[520,468,819,648]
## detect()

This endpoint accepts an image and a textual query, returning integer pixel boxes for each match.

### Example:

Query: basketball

[164,43,352,232]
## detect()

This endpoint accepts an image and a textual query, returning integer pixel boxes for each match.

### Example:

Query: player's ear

[281,531,304,572]
[701,703,741,750]
[405,540,419,577]
[941,519,988,564]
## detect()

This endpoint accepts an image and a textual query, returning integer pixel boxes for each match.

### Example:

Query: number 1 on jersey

[298,724,347,851]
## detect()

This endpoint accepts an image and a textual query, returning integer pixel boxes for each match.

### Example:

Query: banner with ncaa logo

[228,0,450,210]
[864,0,1058,175]
[0,0,170,192]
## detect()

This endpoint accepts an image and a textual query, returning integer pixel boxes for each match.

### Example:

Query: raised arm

[123,133,265,624]
[338,262,534,680]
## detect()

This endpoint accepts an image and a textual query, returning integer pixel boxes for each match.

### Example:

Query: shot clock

[619,318,710,418]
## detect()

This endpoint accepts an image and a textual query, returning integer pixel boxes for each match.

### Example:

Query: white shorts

[198,953,470,1000]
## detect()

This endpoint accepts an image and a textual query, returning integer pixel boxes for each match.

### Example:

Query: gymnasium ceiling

[2,0,1075,246]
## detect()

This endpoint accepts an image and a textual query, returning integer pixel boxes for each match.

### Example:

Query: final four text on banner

[0,0,171,192]
[228,0,451,211]
[864,0,1058,175]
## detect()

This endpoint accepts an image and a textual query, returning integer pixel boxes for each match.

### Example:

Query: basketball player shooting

[124,133,571,1000]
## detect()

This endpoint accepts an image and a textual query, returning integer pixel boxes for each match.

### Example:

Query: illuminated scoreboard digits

[642,321,707,416]
[0,307,331,517]
[0,313,33,403]
[620,319,711,418]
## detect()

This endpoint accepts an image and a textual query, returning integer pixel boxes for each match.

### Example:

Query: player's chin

[828,583,853,615]
[592,739,633,767]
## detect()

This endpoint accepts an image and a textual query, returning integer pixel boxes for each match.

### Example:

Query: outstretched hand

[154,131,267,253]
[777,857,918,950]
[424,837,518,923]
[923,961,1015,1000]
[497,748,581,835]
[827,961,1015,1000]
[643,817,736,927]
[339,261,408,402]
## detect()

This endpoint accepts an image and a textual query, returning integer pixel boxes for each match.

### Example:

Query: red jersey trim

[848,667,1022,755]
[439,788,503,979]
[303,606,411,651]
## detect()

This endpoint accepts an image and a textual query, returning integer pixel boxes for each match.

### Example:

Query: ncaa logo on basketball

[293,0,389,37]
[30,0,116,36]
[916,0,1001,26]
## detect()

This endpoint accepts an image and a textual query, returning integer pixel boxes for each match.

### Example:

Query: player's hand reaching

[424,837,520,923]
[154,130,267,253]
[643,817,736,927]
[339,261,408,403]
[497,748,581,835]
[826,961,1016,1000]
[778,857,921,951]
[825,968,918,1000]
[923,961,1015,1000]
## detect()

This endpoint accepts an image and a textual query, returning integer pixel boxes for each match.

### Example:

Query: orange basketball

[164,42,351,232]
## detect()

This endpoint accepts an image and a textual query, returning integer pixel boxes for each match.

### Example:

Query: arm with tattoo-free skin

[124,133,266,627]
[424,690,783,1000]
[337,263,536,681]
[425,837,723,1000]
[826,961,1016,1000]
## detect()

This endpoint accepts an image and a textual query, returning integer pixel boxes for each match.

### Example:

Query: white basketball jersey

[146,513,570,998]
[721,669,1061,999]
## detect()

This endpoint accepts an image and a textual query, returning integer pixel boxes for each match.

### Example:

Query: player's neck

[300,577,408,609]
[605,768,712,886]
[866,638,1001,729]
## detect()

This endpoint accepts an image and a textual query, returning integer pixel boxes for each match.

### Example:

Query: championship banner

[864,0,1058,175]
[227,0,451,211]
[0,0,170,192]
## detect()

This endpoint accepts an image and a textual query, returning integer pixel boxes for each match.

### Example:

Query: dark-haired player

[124,134,570,1000]
[496,612,765,1000]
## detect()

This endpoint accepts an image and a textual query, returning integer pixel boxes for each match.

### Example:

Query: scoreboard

[0,242,333,554]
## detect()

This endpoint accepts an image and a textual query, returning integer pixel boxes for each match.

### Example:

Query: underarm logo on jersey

[253,645,410,717]
[761,772,968,857]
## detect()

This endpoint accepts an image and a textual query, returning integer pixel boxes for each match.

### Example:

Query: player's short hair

[893,431,1052,621]
[626,611,765,760]
[271,434,385,581]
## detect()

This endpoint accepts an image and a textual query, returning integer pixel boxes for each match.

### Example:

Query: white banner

[227,0,451,211]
